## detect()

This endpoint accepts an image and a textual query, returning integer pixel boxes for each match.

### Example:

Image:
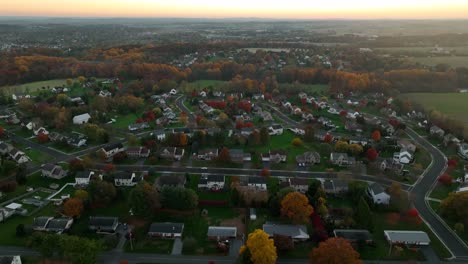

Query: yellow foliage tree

[245,229,277,264]
[281,192,314,224]
[310,237,362,264]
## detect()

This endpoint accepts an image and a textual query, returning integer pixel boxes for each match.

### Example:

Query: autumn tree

[0,126,4,138]
[292,138,303,147]
[36,133,49,143]
[260,168,270,178]
[309,237,362,264]
[88,180,117,207]
[217,147,231,163]
[128,182,161,217]
[366,148,379,161]
[74,190,89,201]
[372,130,381,142]
[241,229,277,264]
[260,127,270,145]
[273,234,294,252]
[349,144,363,156]
[63,198,84,218]
[438,173,452,186]
[440,192,468,223]
[281,192,314,224]
[335,141,349,152]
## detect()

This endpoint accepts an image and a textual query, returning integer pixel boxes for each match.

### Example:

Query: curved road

[407,128,468,259]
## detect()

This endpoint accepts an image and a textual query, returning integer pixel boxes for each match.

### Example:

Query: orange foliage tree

[281,192,314,224]
[371,130,381,142]
[63,198,84,218]
[309,237,362,264]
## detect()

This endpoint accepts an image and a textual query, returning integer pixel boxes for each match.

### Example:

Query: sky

[2,0,468,19]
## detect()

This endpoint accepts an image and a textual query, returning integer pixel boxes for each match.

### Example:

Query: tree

[103,163,116,173]
[348,181,368,204]
[335,141,349,152]
[366,148,379,161]
[349,144,363,156]
[74,190,89,201]
[128,182,160,217]
[309,237,362,264]
[292,138,303,147]
[260,168,270,178]
[438,173,452,186]
[440,192,468,223]
[0,126,4,138]
[160,186,198,210]
[455,223,465,233]
[244,229,277,264]
[63,198,84,217]
[355,197,373,231]
[273,234,294,252]
[372,130,381,142]
[16,224,26,237]
[281,192,314,224]
[260,127,270,145]
[36,133,49,143]
[217,147,231,163]
[304,125,315,142]
[88,180,117,206]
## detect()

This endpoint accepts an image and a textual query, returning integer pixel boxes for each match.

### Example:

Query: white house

[99,90,112,97]
[41,163,67,179]
[393,150,413,164]
[148,222,184,238]
[458,143,468,159]
[247,177,267,191]
[384,230,430,246]
[100,143,125,159]
[0,256,22,264]
[198,174,226,191]
[263,223,310,242]
[75,171,102,186]
[0,208,15,222]
[367,183,390,205]
[268,125,284,136]
[72,113,91,125]
[169,89,177,95]
[114,172,143,187]
[33,127,49,136]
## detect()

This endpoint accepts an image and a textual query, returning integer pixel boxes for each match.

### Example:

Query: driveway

[171,238,183,255]
[229,239,243,257]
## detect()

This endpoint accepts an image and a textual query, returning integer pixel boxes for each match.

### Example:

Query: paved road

[175,95,196,124]
[407,128,468,258]
[260,103,298,127]
[96,163,412,191]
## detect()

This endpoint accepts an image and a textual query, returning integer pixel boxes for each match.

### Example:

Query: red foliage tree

[388,119,400,128]
[136,118,144,123]
[205,101,226,109]
[145,111,155,122]
[103,163,116,173]
[238,101,252,113]
[371,130,381,142]
[261,168,270,178]
[0,126,4,137]
[36,133,49,143]
[366,148,379,161]
[447,159,458,169]
[438,173,452,186]
[324,134,333,143]
[339,110,348,117]
[407,208,419,218]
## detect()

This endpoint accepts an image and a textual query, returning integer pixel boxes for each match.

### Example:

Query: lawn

[406,56,468,68]
[0,79,69,95]
[25,171,73,189]
[112,112,142,129]
[401,93,468,126]
[429,183,459,200]
[24,149,54,165]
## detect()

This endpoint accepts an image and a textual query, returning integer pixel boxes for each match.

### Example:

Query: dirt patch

[220,208,247,237]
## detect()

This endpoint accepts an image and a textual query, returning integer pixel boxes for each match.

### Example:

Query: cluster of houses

[0,141,31,164]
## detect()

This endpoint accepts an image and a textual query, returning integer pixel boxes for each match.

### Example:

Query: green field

[0,79,68,95]
[402,93,468,126]
[242,48,290,53]
[406,56,468,68]
[376,46,468,56]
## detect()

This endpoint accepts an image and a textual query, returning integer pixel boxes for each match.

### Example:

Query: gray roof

[248,177,267,184]
[384,230,430,244]
[0,256,16,264]
[263,223,309,238]
[46,218,72,230]
[334,229,372,241]
[369,182,385,195]
[42,163,55,172]
[33,216,51,229]
[89,216,119,227]
[207,226,237,238]
[148,222,184,234]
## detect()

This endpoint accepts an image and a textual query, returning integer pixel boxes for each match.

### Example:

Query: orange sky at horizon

[2,0,468,19]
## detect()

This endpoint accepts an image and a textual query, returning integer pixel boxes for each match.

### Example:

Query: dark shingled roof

[148,222,184,234]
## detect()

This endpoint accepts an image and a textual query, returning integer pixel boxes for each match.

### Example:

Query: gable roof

[89,216,119,227]
[384,230,430,244]
[207,226,237,237]
[369,182,386,195]
[148,222,184,234]
[263,223,309,239]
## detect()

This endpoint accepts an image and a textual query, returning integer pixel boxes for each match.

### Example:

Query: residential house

[247,177,267,191]
[330,153,355,166]
[397,140,417,153]
[155,173,186,189]
[288,178,309,193]
[0,256,21,264]
[89,216,119,233]
[240,127,255,137]
[100,143,124,159]
[333,229,373,244]
[262,150,287,163]
[430,125,445,138]
[0,142,12,155]
[263,223,310,242]
[443,134,461,147]
[128,122,150,132]
[381,124,395,135]
[345,121,363,133]
[114,172,143,187]
[32,216,53,231]
[349,137,369,146]
[98,90,112,97]
[48,132,67,143]
[198,174,225,191]
[367,183,390,205]
[302,112,314,122]
[33,127,49,136]
[148,222,184,238]
[229,149,251,163]
[41,163,67,179]
[153,130,166,141]
[458,143,468,159]
[158,147,185,161]
[126,146,150,159]
[374,158,403,173]
[72,113,91,125]
[70,97,85,106]
[207,226,237,240]
[75,170,102,186]
[67,134,87,147]
[8,149,30,164]
[314,130,333,142]
[0,208,15,222]
[384,230,430,246]
[259,111,273,122]
[296,151,320,166]
[197,149,219,161]
[33,217,73,234]
[393,150,413,164]
[169,89,177,95]
[268,125,283,135]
